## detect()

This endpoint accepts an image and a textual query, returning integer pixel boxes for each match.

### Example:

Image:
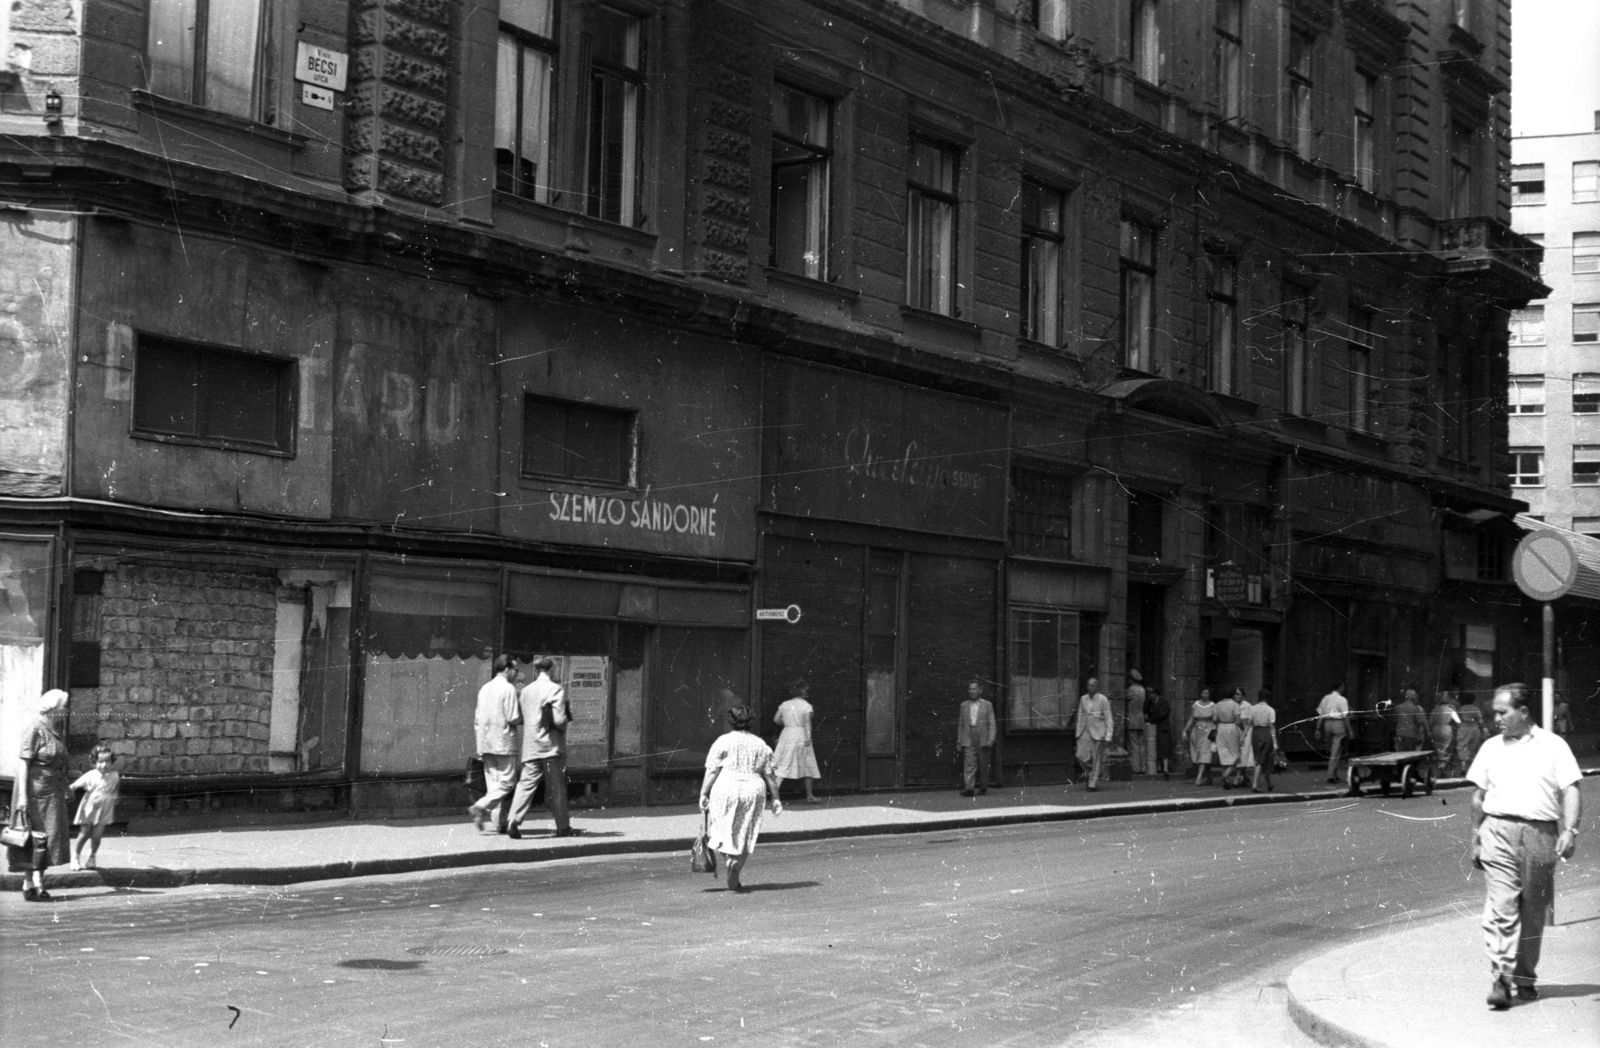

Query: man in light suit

[1076,677,1114,792]
[957,680,996,796]
[506,656,579,838]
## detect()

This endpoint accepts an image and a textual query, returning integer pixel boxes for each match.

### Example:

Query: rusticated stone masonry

[344,0,453,206]
[79,563,279,775]
[687,5,756,285]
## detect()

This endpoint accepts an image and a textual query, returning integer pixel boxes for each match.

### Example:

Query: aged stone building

[0,0,1550,819]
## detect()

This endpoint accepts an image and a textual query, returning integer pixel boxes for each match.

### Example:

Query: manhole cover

[405,945,508,958]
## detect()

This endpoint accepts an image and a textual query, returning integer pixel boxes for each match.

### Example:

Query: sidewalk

[6,763,1390,890]
[1287,886,1600,1048]
[7,764,1595,891]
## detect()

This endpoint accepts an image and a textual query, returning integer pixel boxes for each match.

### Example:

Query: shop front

[757,360,1009,790]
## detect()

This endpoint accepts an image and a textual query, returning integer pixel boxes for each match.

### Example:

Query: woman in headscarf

[7,689,73,901]
[699,704,783,892]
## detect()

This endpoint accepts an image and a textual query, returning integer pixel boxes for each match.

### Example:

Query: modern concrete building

[1508,122,1600,534]
[0,0,1551,821]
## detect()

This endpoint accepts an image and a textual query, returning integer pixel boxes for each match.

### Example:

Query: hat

[1128,670,1143,682]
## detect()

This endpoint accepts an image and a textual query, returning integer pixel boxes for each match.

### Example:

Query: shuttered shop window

[905,555,996,786]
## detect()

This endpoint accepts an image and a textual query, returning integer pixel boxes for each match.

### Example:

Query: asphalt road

[3,780,1596,1048]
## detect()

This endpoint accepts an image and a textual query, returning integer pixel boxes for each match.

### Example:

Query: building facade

[0,0,1545,818]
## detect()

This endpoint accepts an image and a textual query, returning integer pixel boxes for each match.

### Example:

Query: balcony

[1435,218,1549,303]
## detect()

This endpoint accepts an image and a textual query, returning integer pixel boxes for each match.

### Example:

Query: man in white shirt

[468,655,521,833]
[1075,678,1113,793]
[956,680,996,797]
[1467,682,1583,1009]
[1316,682,1351,784]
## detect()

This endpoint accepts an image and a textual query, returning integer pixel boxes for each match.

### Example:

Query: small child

[70,746,120,870]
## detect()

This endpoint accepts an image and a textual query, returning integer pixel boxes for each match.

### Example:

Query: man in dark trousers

[1468,682,1582,1009]
[957,680,996,797]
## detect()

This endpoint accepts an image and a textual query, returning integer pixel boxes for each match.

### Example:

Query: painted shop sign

[547,489,720,538]
[762,361,1008,541]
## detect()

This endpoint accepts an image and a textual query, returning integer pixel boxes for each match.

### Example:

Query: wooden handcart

[1346,749,1435,798]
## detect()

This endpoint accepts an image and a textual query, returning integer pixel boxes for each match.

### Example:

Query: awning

[1515,515,1600,602]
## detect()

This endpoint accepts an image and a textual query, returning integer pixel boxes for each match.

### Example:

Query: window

[770,83,832,280]
[1207,252,1238,394]
[496,0,558,202]
[1007,608,1084,732]
[907,137,960,316]
[1576,303,1600,344]
[1120,217,1156,370]
[1214,0,1243,121]
[1034,0,1071,40]
[1476,532,1504,582]
[1508,376,1545,414]
[1010,465,1073,560]
[1508,448,1544,486]
[1509,305,1545,345]
[1353,72,1376,191]
[1128,489,1164,559]
[1347,307,1378,431]
[1287,32,1314,160]
[1282,287,1309,415]
[586,7,645,226]
[1575,445,1600,485]
[1573,517,1600,537]
[521,395,634,485]
[1131,0,1160,84]
[1450,122,1476,219]
[146,0,265,119]
[1525,234,1545,277]
[1575,232,1600,274]
[1575,162,1600,203]
[1575,374,1600,414]
[133,335,294,453]
[1511,164,1546,205]
[1021,179,1065,345]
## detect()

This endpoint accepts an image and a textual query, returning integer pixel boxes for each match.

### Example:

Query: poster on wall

[559,654,610,770]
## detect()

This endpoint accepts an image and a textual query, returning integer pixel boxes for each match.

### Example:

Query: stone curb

[7,780,1454,890]
[1285,981,1383,1048]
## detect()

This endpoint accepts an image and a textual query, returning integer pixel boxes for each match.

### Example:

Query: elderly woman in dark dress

[8,689,73,901]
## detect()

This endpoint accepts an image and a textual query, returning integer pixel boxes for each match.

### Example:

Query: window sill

[132,90,304,150]
[518,473,636,494]
[765,266,858,304]
[900,304,981,337]
[1280,414,1329,442]
[131,430,296,460]
[493,192,658,263]
[1016,336,1070,357]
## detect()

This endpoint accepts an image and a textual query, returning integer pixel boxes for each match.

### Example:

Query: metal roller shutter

[905,554,997,786]
[759,536,865,788]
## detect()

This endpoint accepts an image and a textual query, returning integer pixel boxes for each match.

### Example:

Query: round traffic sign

[1512,530,1579,602]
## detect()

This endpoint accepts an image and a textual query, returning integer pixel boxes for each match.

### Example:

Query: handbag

[2,804,34,849]
[465,756,487,795]
[690,810,717,874]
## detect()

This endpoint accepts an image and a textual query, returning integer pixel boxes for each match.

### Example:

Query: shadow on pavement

[1536,983,1600,1000]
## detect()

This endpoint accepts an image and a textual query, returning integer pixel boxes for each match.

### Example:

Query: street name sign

[295,42,349,92]
[1512,530,1578,602]
[755,605,803,624]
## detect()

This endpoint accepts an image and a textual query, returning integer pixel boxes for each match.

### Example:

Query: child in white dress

[70,746,120,870]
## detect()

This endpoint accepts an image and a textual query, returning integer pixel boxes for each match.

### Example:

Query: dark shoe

[1514,985,1538,1001]
[506,825,522,840]
[495,825,508,835]
[22,886,38,902]
[977,789,988,796]
[35,889,52,902]
[1487,976,1512,1010]
[960,789,976,797]
[553,827,582,838]
[469,805,487,831]
[1086,784,1097,792]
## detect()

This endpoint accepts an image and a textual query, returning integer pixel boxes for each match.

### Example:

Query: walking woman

[1456,693,1486,771]
[699,704,783,892]
[772,680,822,803]
[1213,687,1246,788]
[1185,687,1219,786]
[7,689,72,901]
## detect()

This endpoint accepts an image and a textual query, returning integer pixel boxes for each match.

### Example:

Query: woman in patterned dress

[1184,687,1218,786]
[699,704,783,892]
[772,680,822,803]
[7,689,72,901]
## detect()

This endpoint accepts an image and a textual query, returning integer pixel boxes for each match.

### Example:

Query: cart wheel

[1401,765,1414,799]
[1347,766,1361,798]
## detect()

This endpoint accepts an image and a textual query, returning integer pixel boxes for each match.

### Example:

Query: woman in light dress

[772,680,821,803]
[1184,687,1218,786]
[1213,687,1246,788]
[699,704,783,892]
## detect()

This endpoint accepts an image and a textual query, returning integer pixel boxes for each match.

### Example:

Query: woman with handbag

[1183,687,1219,786]
[7,689,73,901]
[699,703,782,892]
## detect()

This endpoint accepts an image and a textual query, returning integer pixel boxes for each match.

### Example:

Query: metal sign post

[1511,530,1579,729]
